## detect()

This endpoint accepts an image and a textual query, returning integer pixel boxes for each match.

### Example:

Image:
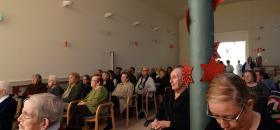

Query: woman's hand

[151,119,171,130]
[78,101,86,105]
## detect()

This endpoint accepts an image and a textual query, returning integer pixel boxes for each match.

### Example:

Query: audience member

[155,69,171,104]
[205,73,280,130]
[115,67,122,84]
[67,74,108,130]
[102,72,115,93]
[18,93,64,130]
[242,56,256,73]
[255,70,278,91]
[135,66,156,118]
[244,70,270,115]
[62,72,83,103]
[128,67,137,86]
[47,75,64,97]
[236,60,242,77]
[81,75,92,98]
[22,74,47,98]
[112,72,134,114]
[0,81,17,130]
[225,60,234,73]
[151,68,190,130]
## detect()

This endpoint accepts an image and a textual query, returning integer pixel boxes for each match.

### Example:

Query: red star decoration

[182,65,193,87]
[212,0,224,11]
[201,57,225,81]
[213,42,221,59]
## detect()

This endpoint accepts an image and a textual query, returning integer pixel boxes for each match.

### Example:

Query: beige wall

[0,0,178,82]
[179,0,280,66]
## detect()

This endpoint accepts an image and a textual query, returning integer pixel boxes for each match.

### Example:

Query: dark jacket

[156,88,190,130]
[62,83,83,103]
[48,84,64,97]
[22,83,47,98]
[0,95,17,130]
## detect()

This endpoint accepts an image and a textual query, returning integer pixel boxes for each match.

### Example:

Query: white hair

[0,81,11,95]
[28,93,64,124]
[48,75,57,83]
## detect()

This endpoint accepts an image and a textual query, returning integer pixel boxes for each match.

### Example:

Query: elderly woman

[112,72,134,114]
[244,70,270,115]
[22,74,47,98]
[47,75,64,97]
[67,74,108,129]
[18,93,64,130]
[62,72,83,103]
[151,67,190,130]
[205,73,280,130]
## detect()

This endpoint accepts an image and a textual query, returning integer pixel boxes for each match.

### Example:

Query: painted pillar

[187,0,214,130]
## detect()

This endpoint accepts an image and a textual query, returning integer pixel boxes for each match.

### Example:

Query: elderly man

[18,93,64,130]
[135,66,156,118]
[0,81,17,130]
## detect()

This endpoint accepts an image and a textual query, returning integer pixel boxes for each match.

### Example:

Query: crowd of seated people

[3,61,280,130]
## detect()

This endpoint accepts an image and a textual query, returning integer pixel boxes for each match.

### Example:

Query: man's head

[141,66,149,77]
[226,60,230,65]
[18,93,64,130]
[0,81,10,98]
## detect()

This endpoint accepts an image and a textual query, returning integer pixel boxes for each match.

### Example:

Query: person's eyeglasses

[206,104,245,121]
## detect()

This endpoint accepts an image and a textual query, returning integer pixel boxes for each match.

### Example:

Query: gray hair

[0,81,11,95]
[28,93,64,124]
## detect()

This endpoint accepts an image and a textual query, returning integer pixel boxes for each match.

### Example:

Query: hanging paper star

[212,0,224,11]
[201,57,225,81]
[213,42,221,59]
[182,65,193,87]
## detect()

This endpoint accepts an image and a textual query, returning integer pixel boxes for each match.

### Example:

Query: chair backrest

[95,102,114,119]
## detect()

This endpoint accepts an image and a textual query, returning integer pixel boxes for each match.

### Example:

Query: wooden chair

[125,94,138,128]
[62,100,81,126]
[143,92,157,115]
[12,97,23,130]
[83,102,115,130]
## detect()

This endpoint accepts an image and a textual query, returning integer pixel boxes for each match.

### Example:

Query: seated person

[244,70,270,115]
[135,66,156,118]
[62,72,83,103]
[17,93,64,130]
[154,69,171,104]
[205,73,280,130]
[0,81,17,130]
[112,72,134,114]
[67,74,108,130]
[151,67,190,130]
[47,75,64,97]
[81,75,92,98]
[22,74,47,98]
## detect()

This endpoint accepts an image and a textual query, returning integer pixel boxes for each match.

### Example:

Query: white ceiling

[137,0,256,19]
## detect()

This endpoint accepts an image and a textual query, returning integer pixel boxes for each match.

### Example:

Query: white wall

[179,0,280,66]
[0,0,178,82]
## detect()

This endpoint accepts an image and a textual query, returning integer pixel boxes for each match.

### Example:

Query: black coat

[0,95,17,130]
